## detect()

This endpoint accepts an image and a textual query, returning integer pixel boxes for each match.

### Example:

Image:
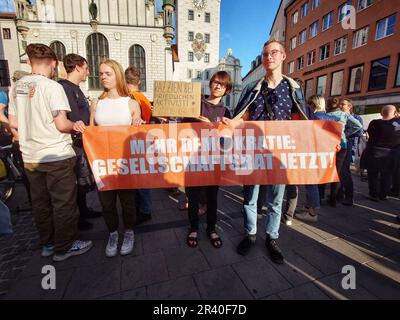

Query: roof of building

[0,13,16,19]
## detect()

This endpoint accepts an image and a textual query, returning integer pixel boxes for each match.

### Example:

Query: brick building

[284,0,400,114]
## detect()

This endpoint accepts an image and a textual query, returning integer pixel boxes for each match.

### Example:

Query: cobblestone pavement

[1,174,400,300]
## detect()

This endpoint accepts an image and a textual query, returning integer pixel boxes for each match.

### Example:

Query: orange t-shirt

[130,91,152,123]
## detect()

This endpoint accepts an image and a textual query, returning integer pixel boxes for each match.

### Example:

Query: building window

[348,65,364,93]
[2,28,11,39]
[305,79,314,99]
[188,32,194,41]
[0,60,10,87]
[322,11,334,31]
[188,51,194,62]
[196,71,202,80]
[368,56,390,91]
[320,43,330,61]
[86,33,109,90]
[317,75,327,95]
[312,0,320,10]
[396,55,400,87]
[334,36,347,55]
[292,11,299,25]
[298,29,307,45]
[205,53,210,63]
[205,12,211,23]
[338,1,352,22]
[307,50,316,66]
[301,3,309,18]
[358,0,373,11]
[331,70,344,96]
[129,45,147,92]
[290,36,297,51]
[205,71,210,80]
[376,15,396,40]
[188,69,193,79]
[288,61,295,74]
[309,21,318,38]
[353,26,369,48]
[205,33,210,44]
[297,56,304,70]
[188,10,194,20]
[50,41,66,61]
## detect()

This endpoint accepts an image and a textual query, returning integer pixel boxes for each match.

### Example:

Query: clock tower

[173,0,221,83]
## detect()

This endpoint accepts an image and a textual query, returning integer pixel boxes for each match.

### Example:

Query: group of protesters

[1,39,399,264]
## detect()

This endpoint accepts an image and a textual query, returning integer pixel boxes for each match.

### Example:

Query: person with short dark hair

[8,43,93,262]
[185,70,233,249]
[59,53,102,230]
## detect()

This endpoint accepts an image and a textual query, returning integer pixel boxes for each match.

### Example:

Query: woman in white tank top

[89,59,143,258]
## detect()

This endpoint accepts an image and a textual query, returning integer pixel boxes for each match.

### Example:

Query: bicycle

[0,143,22,203]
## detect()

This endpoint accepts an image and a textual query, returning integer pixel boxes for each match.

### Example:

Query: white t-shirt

[8,75,75,163]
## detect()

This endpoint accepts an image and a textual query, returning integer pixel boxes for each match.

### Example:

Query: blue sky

[220,0,281,76]
[1,0,280,76]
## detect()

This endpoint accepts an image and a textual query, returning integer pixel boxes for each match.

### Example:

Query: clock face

[193,0,206,10]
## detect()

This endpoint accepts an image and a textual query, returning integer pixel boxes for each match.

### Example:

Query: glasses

[262,50,282,58]
[212,80,226,88]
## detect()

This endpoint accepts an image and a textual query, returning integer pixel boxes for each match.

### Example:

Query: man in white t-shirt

[8,43,93,262]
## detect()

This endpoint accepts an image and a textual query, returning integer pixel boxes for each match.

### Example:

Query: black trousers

[186,186,219,233]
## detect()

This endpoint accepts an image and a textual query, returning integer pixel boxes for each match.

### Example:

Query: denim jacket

[328,109,363,148]
[232,75,308,120]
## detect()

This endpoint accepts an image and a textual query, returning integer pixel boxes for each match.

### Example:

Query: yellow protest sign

[152,81,201,117]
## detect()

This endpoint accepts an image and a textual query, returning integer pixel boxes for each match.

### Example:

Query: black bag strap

[261,88,276,121]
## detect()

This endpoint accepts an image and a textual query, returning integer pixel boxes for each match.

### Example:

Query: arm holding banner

[129,98,145,126]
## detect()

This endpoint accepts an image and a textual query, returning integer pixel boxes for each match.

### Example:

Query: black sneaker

[265,237,284,264]
[342,198,354,206]
[367,194,379,202]
[236,236,256,255]
[136,214,152,225]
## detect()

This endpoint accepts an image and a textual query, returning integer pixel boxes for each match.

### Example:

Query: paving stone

[162,246,210,279]
[277,282,331,300]
[232,257,292,299]
[294,242,355,276]
[314,273,377,300]
[97,287,147,300]
[301,222,342,241]
[259,294,281,300]
[64,261,121,300]
[366,256,400,283]
[321,216,371,236]
[121,252,169,291]
[194,266,253,300]
[356,265,400,299]
[5,268,74,300]
[288,224,327,243]
[147,276,201,300]
[322,238,383,264]
[272,251,325,286]
[142,229,180,254]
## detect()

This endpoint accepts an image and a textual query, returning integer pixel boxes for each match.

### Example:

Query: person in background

[125,66,152,225]
[363,105,400,201]
[338,98,364,206]
[59,54,102,231]
[185,71,232,249]
[90,59,143,257]
[8,43,92,262]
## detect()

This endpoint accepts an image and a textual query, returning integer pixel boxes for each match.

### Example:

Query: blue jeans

[284,184,320,218]
[243,184,285,240]
[136,189,152,215]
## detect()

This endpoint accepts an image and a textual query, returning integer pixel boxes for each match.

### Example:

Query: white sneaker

[105,231,119,257]
[295,211,318,222]
[120,230,135,256]
[53,240,93,262]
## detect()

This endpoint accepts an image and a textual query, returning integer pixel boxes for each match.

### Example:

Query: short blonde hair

[308,95,326,112]
[263,39,286,54]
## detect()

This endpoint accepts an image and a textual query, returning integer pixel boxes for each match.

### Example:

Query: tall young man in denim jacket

[223,39,308,264]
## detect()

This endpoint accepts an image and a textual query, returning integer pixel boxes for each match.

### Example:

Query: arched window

[50,41,66,61]
[86,33,109,89]
[128,45,146,91]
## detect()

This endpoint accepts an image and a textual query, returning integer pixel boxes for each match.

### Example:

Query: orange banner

[83,121,342,191]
